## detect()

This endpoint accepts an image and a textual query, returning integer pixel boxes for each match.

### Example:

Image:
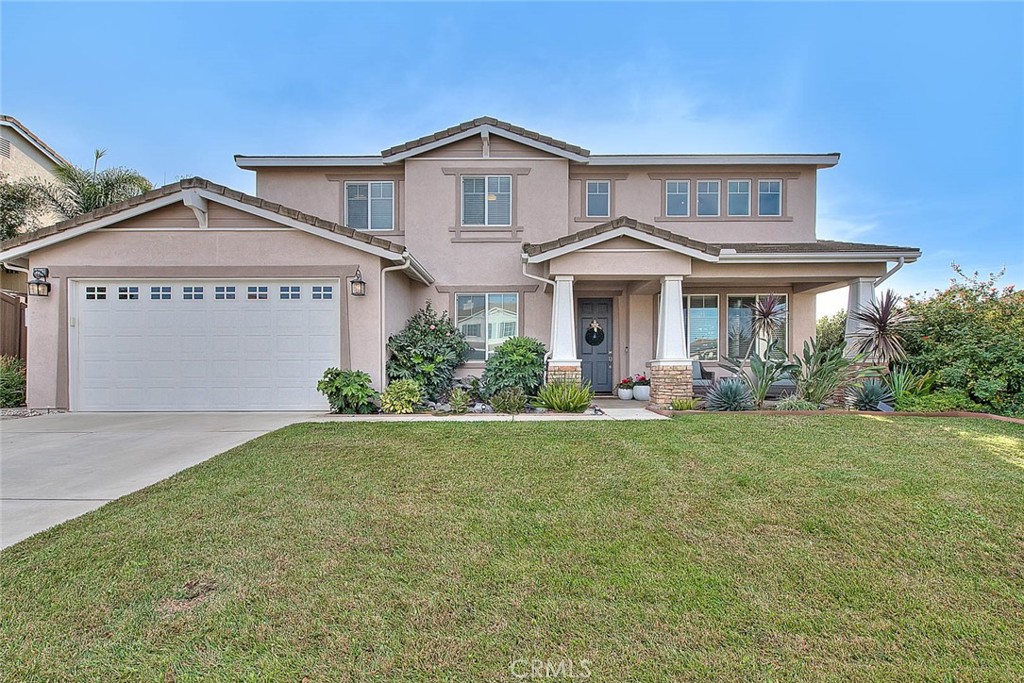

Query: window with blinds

[345,181,394,230]
[462,175,511,226]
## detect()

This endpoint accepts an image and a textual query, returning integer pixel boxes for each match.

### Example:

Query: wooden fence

[0,292,27,360]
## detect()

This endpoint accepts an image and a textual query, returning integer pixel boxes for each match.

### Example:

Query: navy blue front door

[578,298,613,392]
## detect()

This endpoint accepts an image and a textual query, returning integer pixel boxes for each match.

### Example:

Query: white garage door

[72,279,341,411]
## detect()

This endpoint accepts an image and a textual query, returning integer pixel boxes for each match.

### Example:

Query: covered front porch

[523,217,914,405]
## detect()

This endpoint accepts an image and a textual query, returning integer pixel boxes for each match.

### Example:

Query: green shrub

[532,381,594,413]
[481,337,547,398]
[705,379,754,412]
[0,356,26,408]
[884,366,935,404]
[386,302,470,401]
[815,309,847,352]
[895,389,984,413]
[316,368,377,414]
[490,386,527,414]
[902,265,1024,416]
[847,379,894,411]
[380,379,422,414]
[447,387,471,414]
[774,396,820,411]
[670,397,700,411]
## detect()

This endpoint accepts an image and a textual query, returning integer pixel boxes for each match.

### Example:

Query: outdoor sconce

[349,267,366,297]
[27,267,51,297]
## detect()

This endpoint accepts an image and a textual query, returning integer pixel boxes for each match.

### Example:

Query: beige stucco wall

[24,201,390,408]
[0,126,63,233]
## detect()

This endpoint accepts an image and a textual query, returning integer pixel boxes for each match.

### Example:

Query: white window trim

[665,179,690,217]
[344,180,395,231]
[461,175,513,227]
[758,179,783,217]
[727,179,751,217]
[696,179,721,217]
[724,292,790,358]
[585,180,611,218]
[455,292,520,359]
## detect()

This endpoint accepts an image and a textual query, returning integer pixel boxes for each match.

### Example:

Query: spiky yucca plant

[849,290,916,368]
[705,378,754,412]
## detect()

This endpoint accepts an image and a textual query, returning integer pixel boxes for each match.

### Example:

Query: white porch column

[845,277,876,354]
[654,275,688,362]
[549,275,579,364]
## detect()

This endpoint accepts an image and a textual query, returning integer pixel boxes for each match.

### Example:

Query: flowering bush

[632,373,650,386]
[386,302,470,401]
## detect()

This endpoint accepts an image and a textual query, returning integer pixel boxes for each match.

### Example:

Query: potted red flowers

[616,376,635,400]
[632,374,651,401]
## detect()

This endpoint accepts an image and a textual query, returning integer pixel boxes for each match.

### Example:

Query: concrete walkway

[0,412,316,548]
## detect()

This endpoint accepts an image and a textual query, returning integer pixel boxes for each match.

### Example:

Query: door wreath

[585,320,605,347]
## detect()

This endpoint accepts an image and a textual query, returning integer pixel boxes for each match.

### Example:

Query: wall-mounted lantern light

[349,267,366,297]
[27,267,50,297]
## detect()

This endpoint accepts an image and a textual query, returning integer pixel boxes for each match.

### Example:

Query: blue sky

[3,2,1021,312]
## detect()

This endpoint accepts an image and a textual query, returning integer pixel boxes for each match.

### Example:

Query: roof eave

[717,250,921,263]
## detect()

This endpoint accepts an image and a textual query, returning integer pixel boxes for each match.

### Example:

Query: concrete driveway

[0,412,317,549]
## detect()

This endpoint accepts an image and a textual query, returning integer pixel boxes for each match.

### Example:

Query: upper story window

[346,181,394,231]
[665,180,689,217]
[697,180,720,217]
[758,180,782,216]
[462,175,511,226]
[727,180,751,217]
[586,180,610,218]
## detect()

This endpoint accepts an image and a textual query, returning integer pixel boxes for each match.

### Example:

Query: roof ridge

[0,176,405,255]
[380,116,590,159]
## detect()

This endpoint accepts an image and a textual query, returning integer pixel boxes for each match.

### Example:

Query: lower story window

[685,294,719,361]
[726,294,788,358]
[455,292,519,361]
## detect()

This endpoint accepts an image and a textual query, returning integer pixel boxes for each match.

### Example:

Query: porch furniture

[692,360,715,396]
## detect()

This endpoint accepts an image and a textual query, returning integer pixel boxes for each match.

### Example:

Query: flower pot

[632,385,651,401]
[617,388,634,400]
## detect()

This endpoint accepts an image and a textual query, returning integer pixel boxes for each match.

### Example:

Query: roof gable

[0,115,69,167]
[0,177,433,283]
[523,216,721,263]
[380,117,590,162]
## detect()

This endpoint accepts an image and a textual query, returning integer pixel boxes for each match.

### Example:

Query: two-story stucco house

[0,117,919,411]
[1,115,69,292]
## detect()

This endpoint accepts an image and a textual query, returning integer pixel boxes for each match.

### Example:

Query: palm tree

[849,289,916,368]
[35,149,152,221]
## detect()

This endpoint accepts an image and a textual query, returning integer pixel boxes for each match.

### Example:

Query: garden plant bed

[2,416,1022,680]
[648,407,1024,425]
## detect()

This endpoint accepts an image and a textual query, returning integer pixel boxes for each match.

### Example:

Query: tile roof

[0,177,405,255]
[380,116,590,158]
[523,216,721,257]
[715,240,921,254]
[0,114,70,166]
[523,217,920,258]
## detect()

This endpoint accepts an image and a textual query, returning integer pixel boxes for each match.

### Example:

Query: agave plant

[848,290,916,368]
[847,379,894,411]
[792,338,879,407]
[705,378,755,412]
[720,340,798,409]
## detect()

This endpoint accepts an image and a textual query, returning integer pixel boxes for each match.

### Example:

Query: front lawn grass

[2,416,1022,681]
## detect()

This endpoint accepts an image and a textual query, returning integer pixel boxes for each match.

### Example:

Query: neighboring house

[0,117,920,411]
[1,115,69,292]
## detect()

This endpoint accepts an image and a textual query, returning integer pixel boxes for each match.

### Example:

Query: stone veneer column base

[649,364,694,406]
[546,364,583,384]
